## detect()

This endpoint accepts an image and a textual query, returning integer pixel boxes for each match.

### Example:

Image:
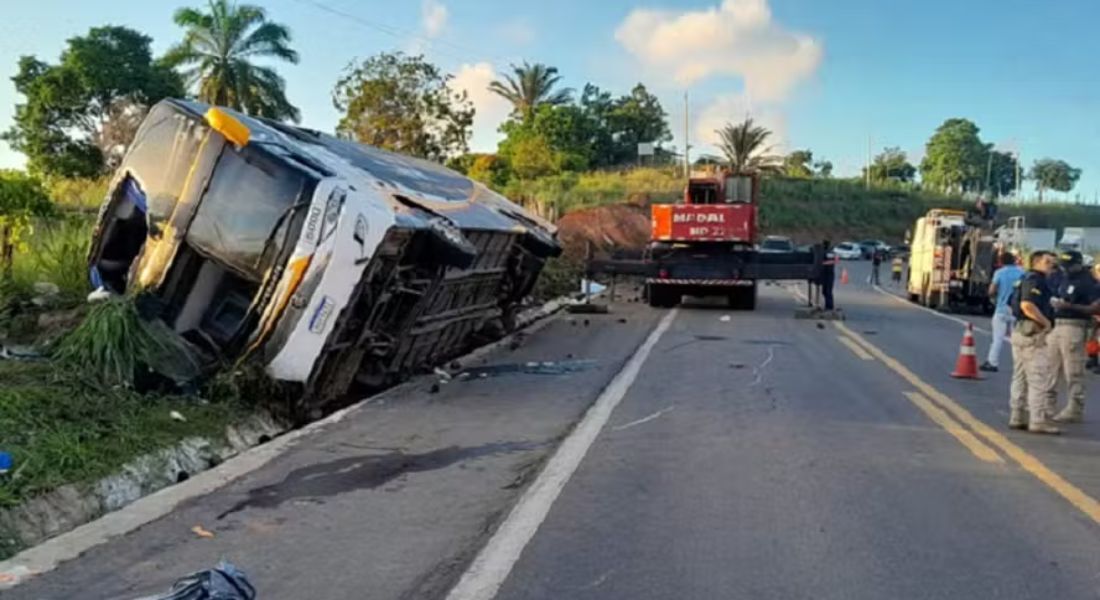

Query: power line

[284,0,518,72]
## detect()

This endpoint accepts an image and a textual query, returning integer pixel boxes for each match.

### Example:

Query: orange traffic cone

[951,323,981,379]
[840,268,849,285]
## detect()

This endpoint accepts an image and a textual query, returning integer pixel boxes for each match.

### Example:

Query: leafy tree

[0,170,53,278]
[164,0,300,121]
[607,84,672,163]
[987,150,1019,198]
[865,147,917,184]
[1029,158,1081,203]
[508,134,558,180]
[783,150,814,178]
[814,159,833,178]
[920,118,988,192]
[489,62,572,121]
[715,118,781,174]
[467,154,511,189]
[3,27,183,177]
[332,52,474,162]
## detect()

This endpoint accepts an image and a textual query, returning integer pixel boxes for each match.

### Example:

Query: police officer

[820,239,837,310]
[1008,250,1059,434]
[1049,251,1100,423]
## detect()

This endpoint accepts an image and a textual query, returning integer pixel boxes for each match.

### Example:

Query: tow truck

[585,170,823,309]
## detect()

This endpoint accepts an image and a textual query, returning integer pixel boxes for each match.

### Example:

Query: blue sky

[1,0,1098,201]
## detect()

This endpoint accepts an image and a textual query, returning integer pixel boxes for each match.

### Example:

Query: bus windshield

[186,146,308,280]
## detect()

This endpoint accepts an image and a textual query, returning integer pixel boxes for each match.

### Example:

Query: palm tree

[164,0,300,121]
[715,118,782,174]
[488,62,573,121]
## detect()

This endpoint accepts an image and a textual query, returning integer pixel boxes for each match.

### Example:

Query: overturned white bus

[88,99,560,413]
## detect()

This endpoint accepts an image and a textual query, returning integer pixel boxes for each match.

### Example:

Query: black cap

[1060,250,1084,267]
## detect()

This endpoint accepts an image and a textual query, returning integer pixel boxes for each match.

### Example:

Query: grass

[532,256,584,302]
[53,298,201,389]
[0,360,249,512]
[503,167,1100,244]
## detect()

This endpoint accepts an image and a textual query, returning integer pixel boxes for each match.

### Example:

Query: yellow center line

[902,391,1003,463]
[836,335,875,360]
[836,321,1100,525]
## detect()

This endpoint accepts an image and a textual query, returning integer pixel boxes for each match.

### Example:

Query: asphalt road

[495,268,1100,599]
[10,263,1100,599]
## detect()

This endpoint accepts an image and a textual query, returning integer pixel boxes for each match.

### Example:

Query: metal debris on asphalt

[460,359,598,379]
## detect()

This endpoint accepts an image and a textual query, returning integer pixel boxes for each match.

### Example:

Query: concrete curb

[0,297,568,590]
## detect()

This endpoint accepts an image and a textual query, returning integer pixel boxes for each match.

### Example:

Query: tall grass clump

[52,298,200,388]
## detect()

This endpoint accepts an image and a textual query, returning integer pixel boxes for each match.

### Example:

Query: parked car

[759,235,795,253]
[890,243,910,257]
[858,240,891,259]
[834,242,863,260]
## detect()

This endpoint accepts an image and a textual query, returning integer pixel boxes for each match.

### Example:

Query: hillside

[551,169,1100,258]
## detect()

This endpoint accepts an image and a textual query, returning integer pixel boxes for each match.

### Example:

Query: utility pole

[1015,151,1022,200]
[683,91,690,179]
[985,150,994,196]
[865,136,872,189]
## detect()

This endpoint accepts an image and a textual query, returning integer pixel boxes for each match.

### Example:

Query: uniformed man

[1008,250,1059,434]
[1048,251,1100,423]
[820,239,836,310]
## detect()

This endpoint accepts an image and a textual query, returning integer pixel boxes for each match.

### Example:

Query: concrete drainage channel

[0,296,568,585]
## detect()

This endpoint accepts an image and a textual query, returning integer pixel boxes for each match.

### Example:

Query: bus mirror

[204,107,250,147]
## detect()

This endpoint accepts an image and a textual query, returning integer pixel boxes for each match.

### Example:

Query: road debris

[136,560,255,600]
[190,525,216,539]
[0,344,43,361]
[429,383,441,394]
[720,315,732,322]
[612,406,675,431]
[460,359,598,379]
[433,367,452,381]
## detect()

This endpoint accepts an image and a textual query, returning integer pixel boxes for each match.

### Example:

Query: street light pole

[683,91,690,179]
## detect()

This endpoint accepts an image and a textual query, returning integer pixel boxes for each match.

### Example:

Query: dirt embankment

[555,203,651,260]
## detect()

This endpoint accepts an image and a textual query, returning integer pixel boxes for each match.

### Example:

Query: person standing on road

[1008,250,1059,434]
[870,249,883,286]
[981,253,1025,373]
[820,240,837,310]
[891,254,904,286]
[1088,263,1100,374]
[1048,251,1100,423]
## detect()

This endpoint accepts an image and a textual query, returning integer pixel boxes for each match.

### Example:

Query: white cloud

[421,0,449,38]
[694,92,788,154]
[497,18,536,46]
[451,62,512,152]
[615,0,822,103]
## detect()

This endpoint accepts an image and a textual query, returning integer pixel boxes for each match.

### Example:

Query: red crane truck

[587,170,823,309]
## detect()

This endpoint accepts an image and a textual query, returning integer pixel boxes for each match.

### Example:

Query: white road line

[612,406,675,431]
[445,308,679,600]
[871,284,991,335]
